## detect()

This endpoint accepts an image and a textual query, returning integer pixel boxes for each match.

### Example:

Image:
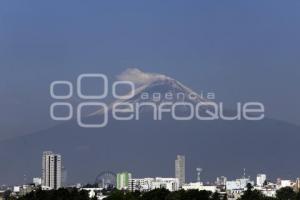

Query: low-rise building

[151,178,179,192]
[226,178,254,191]
[279,180,293,188]
[128,177,179,192]
[182,182,217,193]
[128,178,154,192]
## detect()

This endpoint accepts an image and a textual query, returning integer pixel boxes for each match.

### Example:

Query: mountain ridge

[0,75,299,186]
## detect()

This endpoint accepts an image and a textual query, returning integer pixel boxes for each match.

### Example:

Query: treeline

[104,189,223,200]
[104,184,300,200]
[238,184,300,200]
[4,184,300,200]
[5,188,97,200]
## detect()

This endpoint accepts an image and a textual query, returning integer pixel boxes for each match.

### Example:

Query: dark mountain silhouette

[0,76,299,185]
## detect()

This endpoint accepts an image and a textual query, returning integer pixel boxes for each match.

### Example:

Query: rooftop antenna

[196,168,203,183]
[243,168,246,178]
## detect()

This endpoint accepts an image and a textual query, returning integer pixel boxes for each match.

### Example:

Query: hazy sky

[0,0,300,140]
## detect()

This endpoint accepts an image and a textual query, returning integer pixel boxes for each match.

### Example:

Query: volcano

[0,72,299,186]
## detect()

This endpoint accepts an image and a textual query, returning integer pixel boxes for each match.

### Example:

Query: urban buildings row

[1,152,300,200]
[113,155,300,200]
[116,172,300,200]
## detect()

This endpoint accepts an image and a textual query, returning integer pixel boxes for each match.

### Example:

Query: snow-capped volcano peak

[116,68,169,86]
[125,76,207,104]
[115,68,208,104]
[90,69,208,116]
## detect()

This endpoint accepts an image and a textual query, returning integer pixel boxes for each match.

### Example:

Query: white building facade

[182,182,217,193]
[226,178,254,191]
[256,174,267,187]
[129,178,154,192]
[129,177,179,192]
[152,177,180,192]
[42,151,62,189]
[175,155,185,187]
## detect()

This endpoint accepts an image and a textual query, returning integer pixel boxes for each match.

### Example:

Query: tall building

[116,172,132,190]
[42,151,62,189]
[256,174,267,187]
[175,155,185,187]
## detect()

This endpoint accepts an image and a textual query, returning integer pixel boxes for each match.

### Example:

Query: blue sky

[0,0,300,140]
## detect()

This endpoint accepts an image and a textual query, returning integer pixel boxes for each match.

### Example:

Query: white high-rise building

[116,172,132,190]
[42,151,62,189]
[256,174,267,187]
[175,155,185,187]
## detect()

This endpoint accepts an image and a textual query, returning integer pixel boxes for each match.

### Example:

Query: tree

[223,193,228,200]
[103,190,140,200]
[295,192,300,200]
[276,187,296,200]
[238,183,264,200]
[142,188,170,200]
[211,192,221,200]
[3,190,12,200]
[165,190,186,200]
[18,188,91,200]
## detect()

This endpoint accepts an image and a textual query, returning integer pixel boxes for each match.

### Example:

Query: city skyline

[1,69,299,185]
[11,151,300,188]
[0,151,300,200]
[1,1,300,199]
